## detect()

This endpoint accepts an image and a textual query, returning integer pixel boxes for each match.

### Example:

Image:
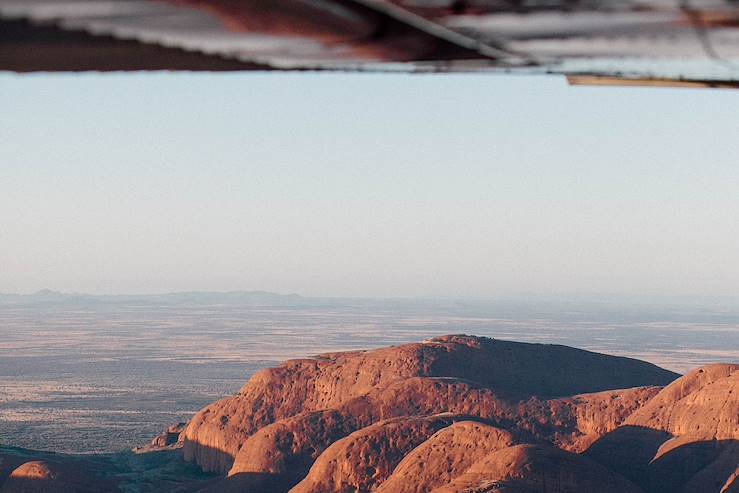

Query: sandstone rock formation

[625,364,738,439]
[431,444,643,493]
[133,422,187,454]
[0,459,118,493]
[183,335,677,474]
[586,363,739,493]
[178,335,738,493]
[290,414,463,493]
[0,455,28,487]
[376,421,517,493]
[213,381,660,492]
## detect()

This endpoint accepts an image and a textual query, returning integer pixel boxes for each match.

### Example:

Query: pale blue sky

[1,73,737,299]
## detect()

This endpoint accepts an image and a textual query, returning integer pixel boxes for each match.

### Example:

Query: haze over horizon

[2,73,737,300]
[3,288,739,308]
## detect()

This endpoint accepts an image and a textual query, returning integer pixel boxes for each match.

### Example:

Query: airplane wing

[2,0,738,87]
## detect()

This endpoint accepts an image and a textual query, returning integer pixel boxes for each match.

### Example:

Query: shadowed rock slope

[0,446,215,493]
[181,334,697,492]
[0,459,119,493]
[586,363,739,493]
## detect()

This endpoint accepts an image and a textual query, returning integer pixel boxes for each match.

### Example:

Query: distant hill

[0,290,309,307]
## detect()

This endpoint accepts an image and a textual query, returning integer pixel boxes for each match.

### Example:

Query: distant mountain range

[0,289,309,307]
[2,290,739,313]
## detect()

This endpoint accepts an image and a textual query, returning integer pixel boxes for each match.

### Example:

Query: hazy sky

[1,73,737,299]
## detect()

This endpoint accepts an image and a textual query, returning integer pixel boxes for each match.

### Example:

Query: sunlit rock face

[625,364,739,439]
[431,444,644,493]
[182,334,677,473]
[181,334,693,492]
[290,414,464,493]
[375,421,517,493]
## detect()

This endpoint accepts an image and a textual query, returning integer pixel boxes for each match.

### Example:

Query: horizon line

[2,288,739,306]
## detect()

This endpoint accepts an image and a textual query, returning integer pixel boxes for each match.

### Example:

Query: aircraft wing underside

[2,0,739,87]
